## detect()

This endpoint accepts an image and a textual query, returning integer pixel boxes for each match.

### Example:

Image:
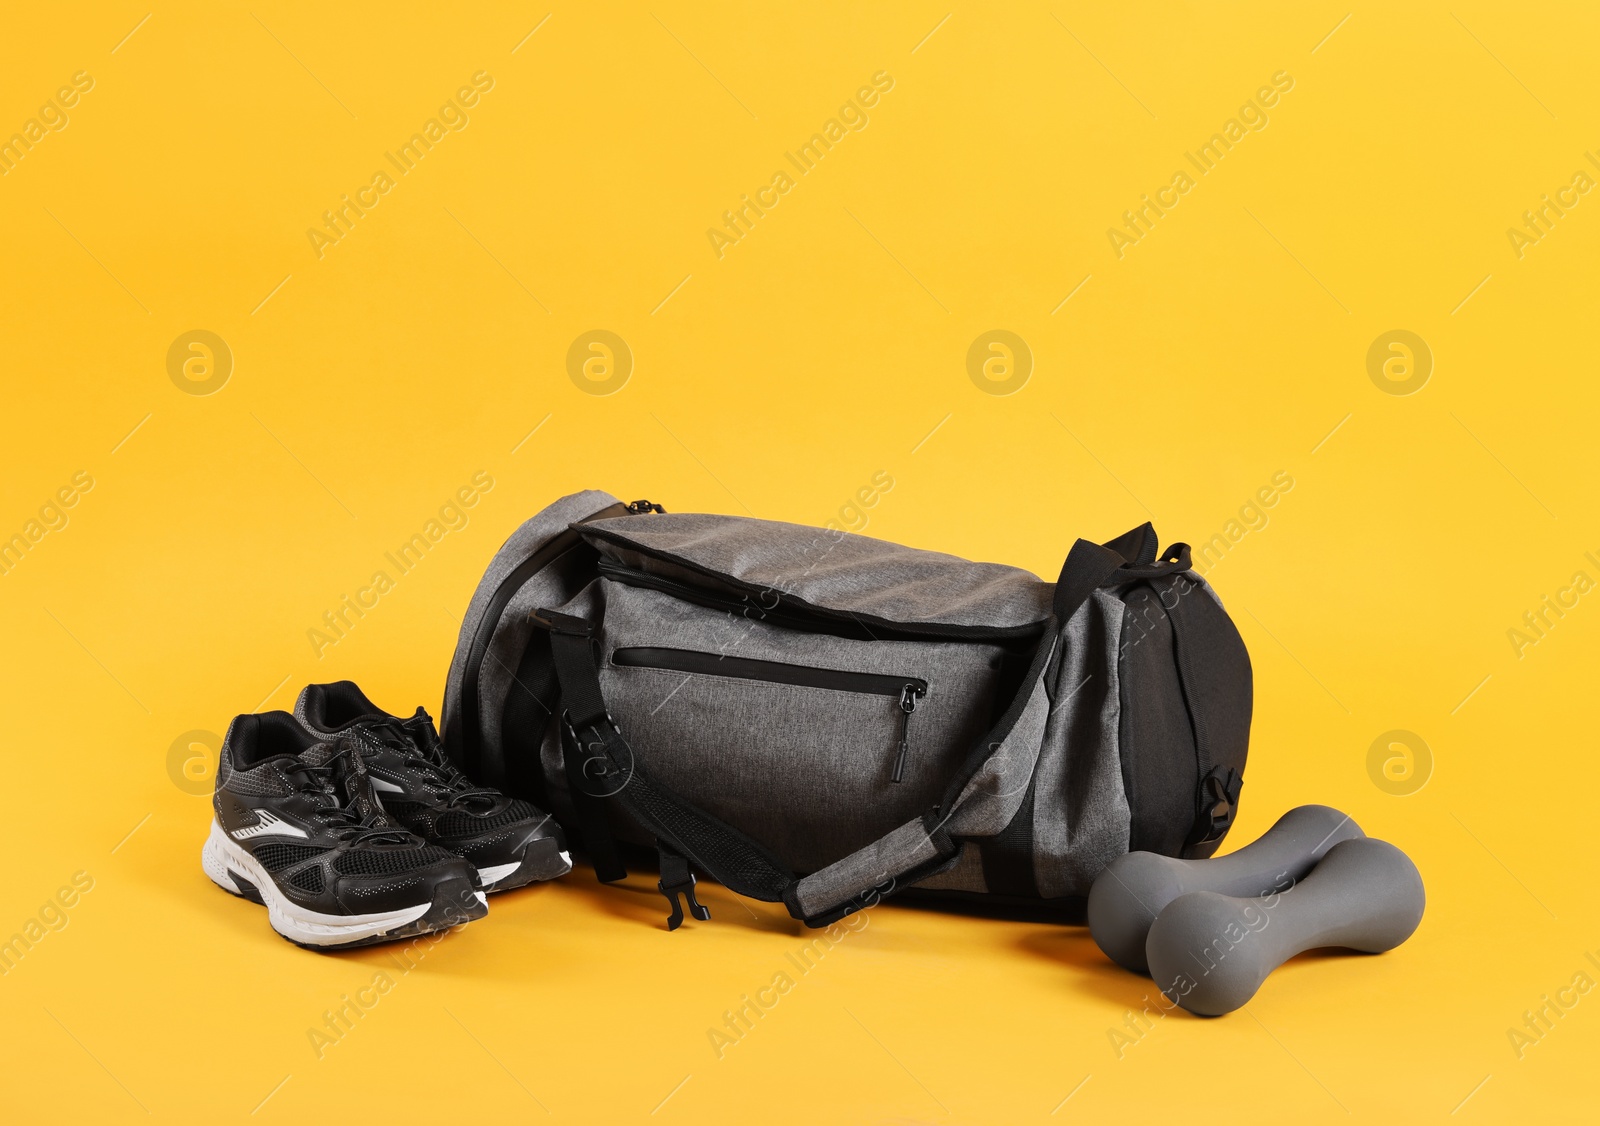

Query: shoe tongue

[352,714,400,740]
[299,740,344,769]
[348,715,463,800]
[299,741,390,825]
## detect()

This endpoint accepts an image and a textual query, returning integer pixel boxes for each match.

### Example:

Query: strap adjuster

[1187,766,1242,848]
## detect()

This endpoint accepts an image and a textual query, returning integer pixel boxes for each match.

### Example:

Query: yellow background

[2,2,1596,1121]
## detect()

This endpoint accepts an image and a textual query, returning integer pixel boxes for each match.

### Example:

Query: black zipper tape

[592,555,1047,645]
[612,646,924,697]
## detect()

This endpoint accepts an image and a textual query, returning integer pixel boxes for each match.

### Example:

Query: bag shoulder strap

[539,610,795,900]
[534,523,1189,927]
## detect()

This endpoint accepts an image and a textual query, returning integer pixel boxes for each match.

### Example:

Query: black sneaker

[295,681,571,892]
[201,711,487,949]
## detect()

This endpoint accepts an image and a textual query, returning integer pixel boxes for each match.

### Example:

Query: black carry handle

[1052,522,1191,621]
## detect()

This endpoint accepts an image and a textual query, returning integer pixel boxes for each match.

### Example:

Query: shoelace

[278,749,417,847]
[353,710,501,811]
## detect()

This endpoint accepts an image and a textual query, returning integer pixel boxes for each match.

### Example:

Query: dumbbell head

[1088,805,1364,973]
[1146,837,1425,1016]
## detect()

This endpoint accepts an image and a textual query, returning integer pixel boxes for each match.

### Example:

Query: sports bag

[440,490,1251,929]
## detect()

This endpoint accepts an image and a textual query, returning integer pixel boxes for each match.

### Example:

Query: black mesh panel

[333,846,455,877]
[287,865,326,893]
[252,842,326,871]
[437,799,538,838]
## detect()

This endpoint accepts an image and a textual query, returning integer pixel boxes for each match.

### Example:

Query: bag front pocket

[595,580,1005,873]
[612,647,927,782]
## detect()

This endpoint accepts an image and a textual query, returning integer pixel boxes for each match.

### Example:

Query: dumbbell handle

[1147,837,1426,1016]
[1166,804,1363,896]
[1088,805,1364,973]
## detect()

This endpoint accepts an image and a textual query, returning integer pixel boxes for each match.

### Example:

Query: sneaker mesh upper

[286,866,326,893]
[218,757,293,798]
[252,842,326,871]
[437,799,540,838]
[380,800,429,830]
[332,845,457,877]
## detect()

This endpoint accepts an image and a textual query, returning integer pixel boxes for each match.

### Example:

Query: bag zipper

[891,681,922,784]
[600,561,861,637]
[598,559,1045,649]
[592,554,1048,644]
[610,647,927,783]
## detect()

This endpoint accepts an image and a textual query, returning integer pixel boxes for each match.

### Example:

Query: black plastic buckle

[560,707,619,742]
[529,608,593,636]
[1187,767,1242,848]
[626,499,665,514]
[658,871,710,931]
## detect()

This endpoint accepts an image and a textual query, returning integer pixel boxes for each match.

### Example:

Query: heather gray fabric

[792,817,951,918]
[946,648,1055,837]
[581,512,1053,630]
[594,580,1005,873]
[1031,590,1129,898]
[913,843,988,893]
[442,491,1253,925]
[440,489,620,785]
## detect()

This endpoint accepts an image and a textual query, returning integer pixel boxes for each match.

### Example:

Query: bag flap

[579,511,1052,635]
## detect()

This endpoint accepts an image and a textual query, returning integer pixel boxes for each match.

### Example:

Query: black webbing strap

[560,717,628,883]
[1102,521,1160,567]
[534,609,797,909]
[1052,539,1131,620]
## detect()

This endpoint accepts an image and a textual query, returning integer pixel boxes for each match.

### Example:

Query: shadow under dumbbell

[892,888,1088,925]
[886,891,1171,1004]
[1013,928,1161,1006]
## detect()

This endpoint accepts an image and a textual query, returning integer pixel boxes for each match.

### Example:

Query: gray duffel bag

[440,490,1251,929]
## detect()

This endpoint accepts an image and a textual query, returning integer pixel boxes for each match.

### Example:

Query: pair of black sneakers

[201,681,569,949]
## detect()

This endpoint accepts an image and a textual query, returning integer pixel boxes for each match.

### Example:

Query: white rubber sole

[202,820,461,948]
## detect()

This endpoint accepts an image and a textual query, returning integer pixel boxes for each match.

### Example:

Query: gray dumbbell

[1146,837,1425,1016]
[1088,805,1364,973]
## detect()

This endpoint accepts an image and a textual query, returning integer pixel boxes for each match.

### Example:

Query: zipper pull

[891,684,924,784]
[626,499,665,514]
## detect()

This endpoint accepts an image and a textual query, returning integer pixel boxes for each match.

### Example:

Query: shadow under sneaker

[201,711,487,949]
[295,681,572,892]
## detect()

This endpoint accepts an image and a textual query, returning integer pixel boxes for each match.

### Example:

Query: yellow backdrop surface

[2,3,1596,1122]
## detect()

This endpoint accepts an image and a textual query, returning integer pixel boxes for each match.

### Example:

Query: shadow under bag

[440,491,1251,929]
